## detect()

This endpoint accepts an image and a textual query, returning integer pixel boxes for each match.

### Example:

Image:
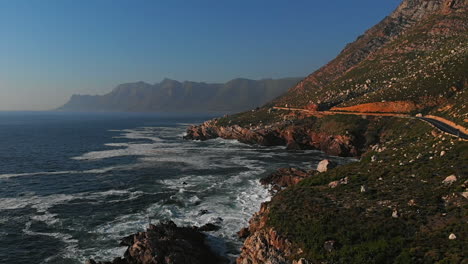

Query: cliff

[184,113,373,157]
[57,77,302,113]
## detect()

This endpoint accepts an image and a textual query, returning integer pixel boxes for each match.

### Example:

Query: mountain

[57,77,302,113]
[182,0,468,263]
[271,0,467,123]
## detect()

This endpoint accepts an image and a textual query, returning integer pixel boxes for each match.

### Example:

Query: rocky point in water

[87,221,226,264]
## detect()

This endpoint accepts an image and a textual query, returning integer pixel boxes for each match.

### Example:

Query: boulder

[449,233,457,240]
[317,159,337,173]
[360,185,368,193]
[442,175,457,185]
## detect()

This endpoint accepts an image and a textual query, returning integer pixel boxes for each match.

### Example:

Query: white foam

[9,124,355,263]
[0,165,129,180]
[0,189,143,211]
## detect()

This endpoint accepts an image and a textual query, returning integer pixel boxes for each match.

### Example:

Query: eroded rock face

[184,120,361,157]
[87,221,225,264]
[237,203,295,264]
[260,168,316,193]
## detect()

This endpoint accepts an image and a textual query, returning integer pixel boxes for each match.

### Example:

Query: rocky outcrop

[237,166,325,264]
[184,120,362,157]
[237,203,296,264]
[87,221,225,264]
[260,168,317,193]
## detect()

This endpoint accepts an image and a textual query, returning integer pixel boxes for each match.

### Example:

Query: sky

[0,0,400,111]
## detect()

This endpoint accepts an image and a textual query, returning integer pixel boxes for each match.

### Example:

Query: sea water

[0,112,350,263]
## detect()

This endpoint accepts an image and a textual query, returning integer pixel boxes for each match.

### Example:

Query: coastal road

[417,117,468,140]
[272,107,468,140]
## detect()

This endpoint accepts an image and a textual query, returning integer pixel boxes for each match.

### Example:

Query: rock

[392,209,400,218]
[88,221,225,264]
[360,185,368,193]
[340,177,349,185]
[237,227,250,239]
[328,181,340,188]
[440,150,446,156]
[461,192,468,199]
[286,141,301,150]
[442,175,457,185]
[317,159,337,172]
[185,120,361,157]
[198,209,210,216]
[119,234,134,247]
[198,223,221,232]
[449,233,457,240]
[371,155,377,162]
[260,168,314,192]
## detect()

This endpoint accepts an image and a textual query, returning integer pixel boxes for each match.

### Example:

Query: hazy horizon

[0,0,400,111]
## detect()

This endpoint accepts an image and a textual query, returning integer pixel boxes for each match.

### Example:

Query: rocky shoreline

[87,158,340,264]
[183,118,365,157]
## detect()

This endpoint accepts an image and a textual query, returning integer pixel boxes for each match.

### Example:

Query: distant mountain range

[57,77,302,113]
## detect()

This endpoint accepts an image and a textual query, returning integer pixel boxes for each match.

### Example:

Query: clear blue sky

[0,0,400,110]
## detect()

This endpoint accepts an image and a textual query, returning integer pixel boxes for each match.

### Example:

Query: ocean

[0,112,349,264]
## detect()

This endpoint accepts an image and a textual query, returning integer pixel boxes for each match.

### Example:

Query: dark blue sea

[0,112,349,264]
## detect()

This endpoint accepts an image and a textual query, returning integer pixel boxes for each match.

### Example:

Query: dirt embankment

[330,101,419,113]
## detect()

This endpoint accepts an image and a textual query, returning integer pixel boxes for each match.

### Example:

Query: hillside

[57,77,302,113]
[270,0,467,124]
[183,0,468,263]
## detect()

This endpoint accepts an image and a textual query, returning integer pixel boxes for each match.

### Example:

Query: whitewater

[0,112,349,263]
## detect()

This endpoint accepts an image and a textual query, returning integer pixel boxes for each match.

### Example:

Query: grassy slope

[218,10,467,126]
[280,12,467,123]
[267,117,467,263]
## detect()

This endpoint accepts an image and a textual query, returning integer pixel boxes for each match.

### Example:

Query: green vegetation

[267,118,467,263]
[274,11,468,125]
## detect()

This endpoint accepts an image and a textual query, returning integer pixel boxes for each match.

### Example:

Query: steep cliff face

[237,203,294,264]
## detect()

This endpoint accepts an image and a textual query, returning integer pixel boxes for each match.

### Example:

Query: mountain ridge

[57,77,302,113]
